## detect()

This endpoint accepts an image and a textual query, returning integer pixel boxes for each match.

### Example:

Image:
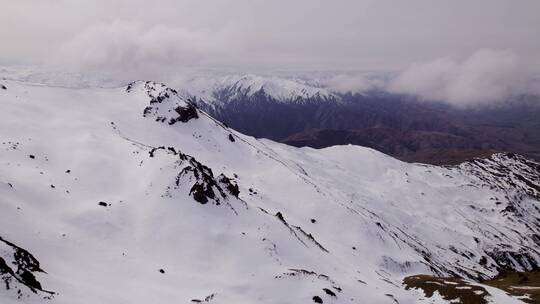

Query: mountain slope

[0,80,539,303]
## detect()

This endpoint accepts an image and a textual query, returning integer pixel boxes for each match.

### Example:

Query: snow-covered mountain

[1,79,539,303]
[179,74,340,109]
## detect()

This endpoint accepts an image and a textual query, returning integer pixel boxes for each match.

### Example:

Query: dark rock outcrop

[169,104,198,125]
[0,236,54,299]
[148,146,240,205]
[128,81,199,124]
[176,155,239,205]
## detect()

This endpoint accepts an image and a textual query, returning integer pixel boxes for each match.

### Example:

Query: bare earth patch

[403,275,490,304]
[483,271,540,304]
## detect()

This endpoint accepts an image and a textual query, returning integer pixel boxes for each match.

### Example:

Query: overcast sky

[2,0,540,104]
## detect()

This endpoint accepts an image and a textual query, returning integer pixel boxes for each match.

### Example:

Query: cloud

[55,21,232,79]
[320,74,387,94]
[388,49,540,106]
[2,1,540,76]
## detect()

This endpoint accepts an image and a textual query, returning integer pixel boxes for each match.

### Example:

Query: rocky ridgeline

[458,153,540,200]
[449,153,540,277]
[130,81,241,206]
[149,146,240,205]
[127,81,199,125]
[0,236,54,300]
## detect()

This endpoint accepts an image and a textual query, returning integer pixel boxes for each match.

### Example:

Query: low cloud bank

[321,73,387,94]
[316,49,540,106]
[387,49,540,106]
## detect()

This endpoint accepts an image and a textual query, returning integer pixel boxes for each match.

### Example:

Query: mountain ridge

[0,79,539,303]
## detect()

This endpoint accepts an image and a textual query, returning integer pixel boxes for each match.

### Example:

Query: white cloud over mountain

[388,49,540,106]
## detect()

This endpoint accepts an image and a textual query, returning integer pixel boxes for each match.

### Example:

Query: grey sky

[1,0,540,104]
[2,1,539,69]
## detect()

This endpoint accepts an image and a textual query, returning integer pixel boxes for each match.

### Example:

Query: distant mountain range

[182,74,540,164]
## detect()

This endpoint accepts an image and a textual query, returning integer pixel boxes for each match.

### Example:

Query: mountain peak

[179,74,340,107]
[220,74,338,102]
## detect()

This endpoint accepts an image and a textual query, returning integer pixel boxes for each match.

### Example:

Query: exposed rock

[129,81,199,124]
[146,146,241,206]
[322,288,336,297]
[169,104,198,125]
[218,174,240,197]
[0,236,54,298]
